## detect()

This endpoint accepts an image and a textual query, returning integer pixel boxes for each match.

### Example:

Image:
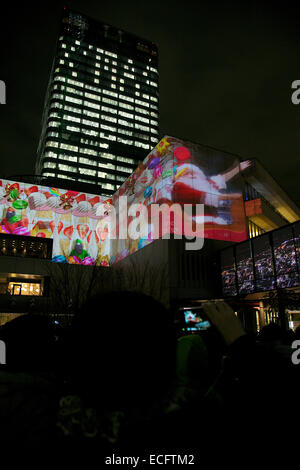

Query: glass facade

[220,220,300,296]
[36,8,159,195]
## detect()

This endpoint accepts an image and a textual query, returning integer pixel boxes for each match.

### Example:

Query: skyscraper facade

[36,7,159,195]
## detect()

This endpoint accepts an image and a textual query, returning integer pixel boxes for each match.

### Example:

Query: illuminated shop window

[0,235,52,260]
[8,282,41,296]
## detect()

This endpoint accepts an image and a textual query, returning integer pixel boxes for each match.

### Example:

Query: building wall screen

[221,221,300,296]
[1,136,247,266]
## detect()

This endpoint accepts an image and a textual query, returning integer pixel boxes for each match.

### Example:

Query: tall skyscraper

[36,7,159,195]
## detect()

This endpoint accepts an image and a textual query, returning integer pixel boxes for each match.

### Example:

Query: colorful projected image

[0,181,111,266]
[0,136,249,267]
[110,136,248,264]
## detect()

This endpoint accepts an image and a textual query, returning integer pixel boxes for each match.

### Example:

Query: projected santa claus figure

[170,145,251,225]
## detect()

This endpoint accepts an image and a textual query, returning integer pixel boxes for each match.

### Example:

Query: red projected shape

[77,224,89,239]
[63,226,74,240]
[174,146,191,161]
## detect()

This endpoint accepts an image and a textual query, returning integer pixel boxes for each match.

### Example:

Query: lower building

[1,136,299,331]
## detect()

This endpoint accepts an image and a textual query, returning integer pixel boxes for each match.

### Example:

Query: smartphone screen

[183,308,211,332]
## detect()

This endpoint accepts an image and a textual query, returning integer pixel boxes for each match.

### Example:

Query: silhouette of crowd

[0,292,299,461]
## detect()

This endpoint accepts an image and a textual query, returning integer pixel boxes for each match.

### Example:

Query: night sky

[1,1,299,204]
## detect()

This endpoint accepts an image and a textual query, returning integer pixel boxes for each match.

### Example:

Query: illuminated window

[119,102,134,110]
[102,89,118,98]
[102,97,118,106]
[44,161,56,169]
[117,165,132,173]
[79,168,96,176]
[118,128,133,136]
[8,282,42,296]
[119,111,134,119]
[101,153,116,161]
[79,157,97,166]
[100,133,116,141]
[102,183,115,190]
[46,141,59,148]
[119,94,134,103]
[82,119,99,128]
[117,137,133,145]
[102,105,117,114]
[58,163,77,173]
[102,115,117,123]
